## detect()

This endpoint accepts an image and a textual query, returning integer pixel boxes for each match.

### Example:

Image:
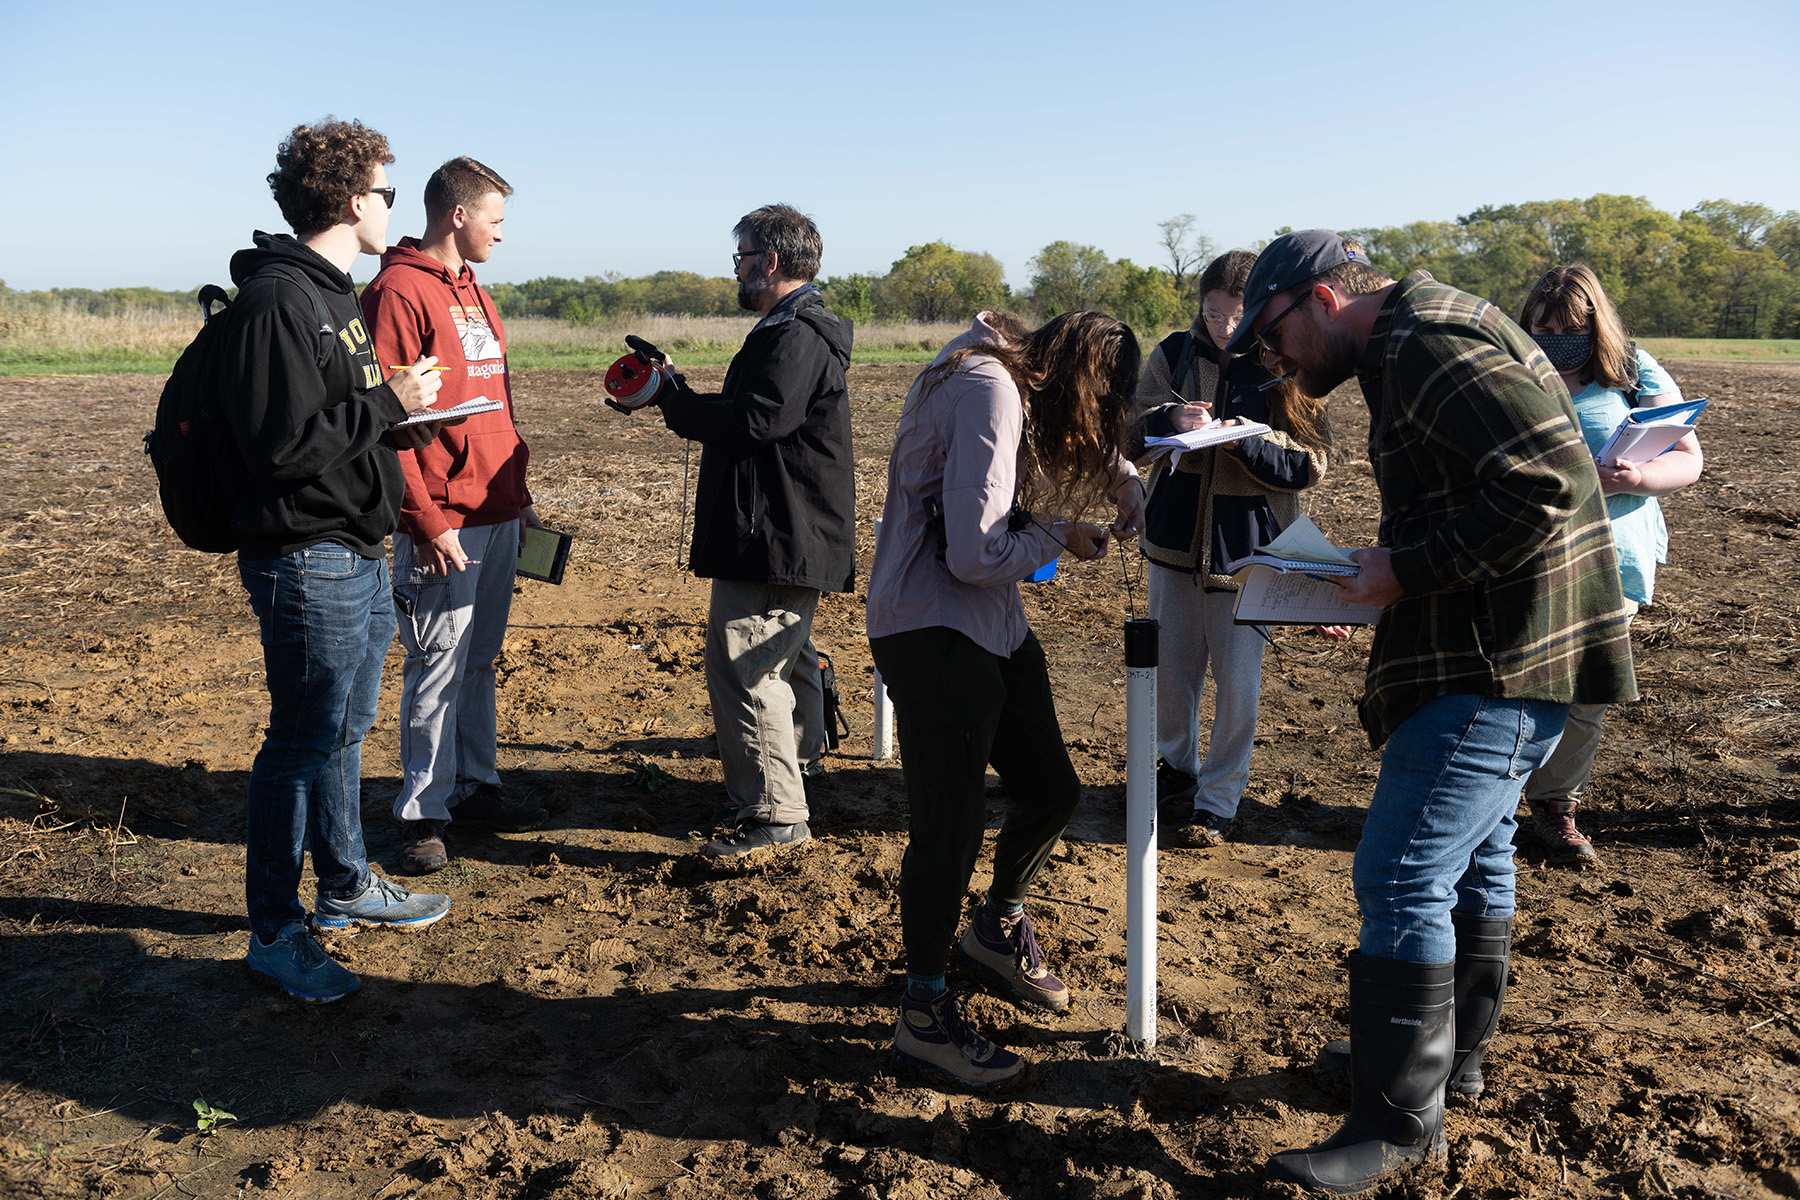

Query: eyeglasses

[1253,292,1311,356]
[1201,308,1240,331]
[370,187,396,209]
[732,249,763,268]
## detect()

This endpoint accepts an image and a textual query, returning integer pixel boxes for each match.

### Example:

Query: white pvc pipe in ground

[871,518,895,760]
[1124,617,1160,1046]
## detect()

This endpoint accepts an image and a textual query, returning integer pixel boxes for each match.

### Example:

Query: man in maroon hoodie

[361,156,548,874]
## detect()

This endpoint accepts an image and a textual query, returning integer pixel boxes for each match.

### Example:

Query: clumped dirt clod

[2,362,1799,1198]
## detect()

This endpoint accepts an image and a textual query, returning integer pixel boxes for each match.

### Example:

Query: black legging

[870,626,1082,975]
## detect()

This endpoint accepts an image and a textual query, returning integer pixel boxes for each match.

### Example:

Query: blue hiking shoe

[313,874,450,932]
[245,921,360,1003]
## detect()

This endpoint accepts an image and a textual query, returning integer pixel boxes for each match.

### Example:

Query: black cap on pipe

[1124,617,1160,668]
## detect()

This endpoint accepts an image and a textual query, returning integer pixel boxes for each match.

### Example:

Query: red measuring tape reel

[603,335,676,413]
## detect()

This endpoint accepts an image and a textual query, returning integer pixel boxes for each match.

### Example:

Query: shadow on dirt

[0,748,923,851]
[1,908,1212,1189]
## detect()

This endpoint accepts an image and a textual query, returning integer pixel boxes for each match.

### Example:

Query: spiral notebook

[394,396,505,427]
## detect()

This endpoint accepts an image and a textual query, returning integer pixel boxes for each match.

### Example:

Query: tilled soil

[2,361,1799,1199]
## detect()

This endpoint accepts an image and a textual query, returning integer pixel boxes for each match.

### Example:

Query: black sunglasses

[1254,291,1311,356]
[370,186,396,209]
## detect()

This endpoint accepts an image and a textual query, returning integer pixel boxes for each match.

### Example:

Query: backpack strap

[1158,329,1197,404]
[1621,339,1642,406]
[244,263,337,369]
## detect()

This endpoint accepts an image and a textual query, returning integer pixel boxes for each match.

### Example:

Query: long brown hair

[1196,250,1332,453]
[1518,264,1634,389]
[927,311,1139,516]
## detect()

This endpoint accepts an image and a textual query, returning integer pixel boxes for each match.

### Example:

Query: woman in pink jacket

[867,310,1145,1088]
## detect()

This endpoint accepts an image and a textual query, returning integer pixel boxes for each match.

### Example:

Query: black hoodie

[217,232,408,558]
[658,287,857,592]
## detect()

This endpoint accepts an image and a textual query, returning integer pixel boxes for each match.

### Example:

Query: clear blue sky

[2,0,1795,292]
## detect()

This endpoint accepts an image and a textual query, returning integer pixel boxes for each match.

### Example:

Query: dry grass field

[0,306,969,374]
[2,360,1800,1199]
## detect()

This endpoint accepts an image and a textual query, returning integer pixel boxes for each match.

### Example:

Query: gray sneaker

[245,921,359,1003]
[704,819,810,859]
[313,874,450,932]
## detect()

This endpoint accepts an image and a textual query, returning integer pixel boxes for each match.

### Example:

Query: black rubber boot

[1316,911,1515,1099]
[1268,952,1454,1195]
[1447,910,1511,1098]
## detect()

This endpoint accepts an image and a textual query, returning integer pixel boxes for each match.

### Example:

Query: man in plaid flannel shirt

[1225,231,1636,1194]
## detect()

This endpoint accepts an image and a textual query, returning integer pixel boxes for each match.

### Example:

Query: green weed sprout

[193,1098,237,1134]
[631,762,675,793]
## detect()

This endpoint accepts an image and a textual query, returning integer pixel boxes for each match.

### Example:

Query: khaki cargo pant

[706,580,825,827]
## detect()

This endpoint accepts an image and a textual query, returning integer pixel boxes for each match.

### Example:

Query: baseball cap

[1225,229,1356,355]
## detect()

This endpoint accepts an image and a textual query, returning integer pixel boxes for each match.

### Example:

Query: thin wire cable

[674,439,692,569]
[1118,534,1144,620]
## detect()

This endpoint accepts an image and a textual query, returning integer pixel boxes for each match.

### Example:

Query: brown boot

[1529,798,1597,867]
[398,819,448,874]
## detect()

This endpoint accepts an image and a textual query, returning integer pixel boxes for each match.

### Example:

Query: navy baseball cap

[1225,229,1357,355]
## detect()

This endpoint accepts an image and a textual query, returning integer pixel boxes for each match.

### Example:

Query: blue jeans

[239,544,391,936]
[1355,694,1569,963]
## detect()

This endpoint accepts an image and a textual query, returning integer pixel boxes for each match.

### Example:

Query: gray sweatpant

[1148,563,1268,819]
[391,520,519,823]
[1523,599,1639,807]
[705,579,825,827]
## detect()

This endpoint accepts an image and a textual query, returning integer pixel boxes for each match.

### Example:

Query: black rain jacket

[659,287,857,591]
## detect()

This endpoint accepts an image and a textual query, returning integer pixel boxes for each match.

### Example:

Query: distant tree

[1027,241,1119,316]
[1686,200,1780,251]
[1763,211,1800,268]
[1112,261,1185,337]
[821,274,876,324]
[1155,214,1213,296]
[876,242,1007,322]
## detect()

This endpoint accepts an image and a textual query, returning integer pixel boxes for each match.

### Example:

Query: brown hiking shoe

[1529,798,1597,867]
[957,902,1070,1011]
[892,986,1024,1089]
[398,819,448,874]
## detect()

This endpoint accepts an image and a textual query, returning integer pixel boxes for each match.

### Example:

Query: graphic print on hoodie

[455,303,502,370]
[360,237,531,542]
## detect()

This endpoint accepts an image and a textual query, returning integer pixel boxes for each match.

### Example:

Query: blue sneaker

[313,874,450,932]
[245,921,360,1003]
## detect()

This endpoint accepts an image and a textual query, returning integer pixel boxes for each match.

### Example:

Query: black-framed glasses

[1253,292,1310,356]
[370,186,396,209]
[732,249,763,268]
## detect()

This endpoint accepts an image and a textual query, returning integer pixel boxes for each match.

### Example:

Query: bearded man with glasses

[642,204,856,858]
[214,119,458,1004]
[1228,230,1636,1195]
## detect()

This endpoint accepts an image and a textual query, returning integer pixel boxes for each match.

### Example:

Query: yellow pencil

[388,365,450,371]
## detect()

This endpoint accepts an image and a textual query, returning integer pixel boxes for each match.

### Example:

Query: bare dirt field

[3,359,1800,1199]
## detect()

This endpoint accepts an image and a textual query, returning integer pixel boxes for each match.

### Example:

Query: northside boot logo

[1390,1017,1424,1027]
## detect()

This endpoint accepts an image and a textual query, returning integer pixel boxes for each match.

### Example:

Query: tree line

[1342,197,1798,339]
[5,195,1793,339]
[436,196,1800,341]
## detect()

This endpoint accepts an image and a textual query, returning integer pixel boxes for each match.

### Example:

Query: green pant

[870,626,1081,975]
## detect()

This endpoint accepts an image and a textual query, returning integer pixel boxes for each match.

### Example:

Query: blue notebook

[1595,396,1707,466]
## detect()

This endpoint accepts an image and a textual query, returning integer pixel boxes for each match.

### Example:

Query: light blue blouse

[1569,348,1680,604]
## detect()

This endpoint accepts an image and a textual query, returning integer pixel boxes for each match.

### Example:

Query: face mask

[1532,331,1592,372]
